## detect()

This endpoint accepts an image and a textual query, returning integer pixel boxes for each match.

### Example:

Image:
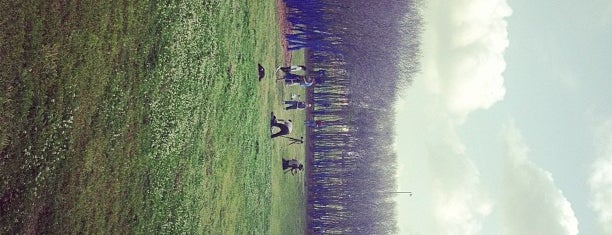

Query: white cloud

[589,119,612,234]
[422,114,494,234]
[429,144,493,235]
[394,85,494,235]
[421,0,512,121]
[500,122,579,235]
[395,86,494,235]
[396,0,512,234]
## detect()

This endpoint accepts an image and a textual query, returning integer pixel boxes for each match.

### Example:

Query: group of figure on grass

[268,65,325,175]
[275,65,316,87]
[270,65,325,138]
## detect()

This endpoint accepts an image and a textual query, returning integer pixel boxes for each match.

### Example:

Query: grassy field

[1,0,306,234]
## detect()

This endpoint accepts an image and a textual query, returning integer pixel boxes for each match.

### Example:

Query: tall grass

[0,0,305,234]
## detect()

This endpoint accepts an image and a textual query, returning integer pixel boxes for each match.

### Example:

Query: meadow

[0,0,306,234]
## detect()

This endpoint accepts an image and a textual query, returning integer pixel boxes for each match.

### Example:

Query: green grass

[269,49,308,235]
[0,0,305,234]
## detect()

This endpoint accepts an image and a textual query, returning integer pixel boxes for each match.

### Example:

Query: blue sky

[394,0,612,234]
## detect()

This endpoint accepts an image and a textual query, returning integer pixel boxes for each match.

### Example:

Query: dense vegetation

[284,0,423,233]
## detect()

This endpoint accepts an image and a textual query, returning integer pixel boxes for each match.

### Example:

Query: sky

[394,0,612,234]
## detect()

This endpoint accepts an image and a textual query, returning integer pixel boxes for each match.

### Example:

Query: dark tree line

[284,0,423,234]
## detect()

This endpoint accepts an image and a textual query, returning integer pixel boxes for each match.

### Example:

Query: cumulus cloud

[421,0,511,121]
[432,183,492,235]
[395,87,493,235]
[396,0,512,233]
[396,105,496,228]
[395,91,493,235]
[428,140,493,235]
[500,122,579,235]
[589,119,612,234]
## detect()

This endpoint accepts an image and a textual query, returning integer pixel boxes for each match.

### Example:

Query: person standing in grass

[270,113,293,138]
[284,100,311,110]
[276,73,316,87]
[275,65,306,74]
[282,158,304,175]
[305,120,324,128]
[276,72,302,85]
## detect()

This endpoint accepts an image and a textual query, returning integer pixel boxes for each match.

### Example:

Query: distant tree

[284,0,424,233]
